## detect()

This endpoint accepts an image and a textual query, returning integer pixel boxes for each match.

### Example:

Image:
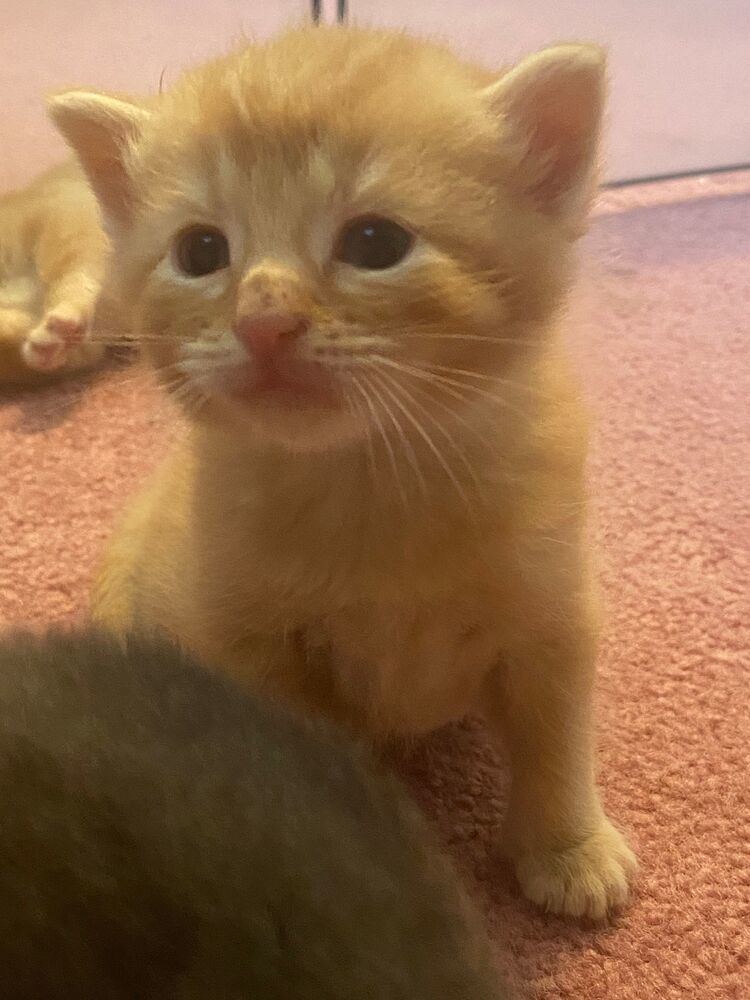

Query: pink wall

[355,0,750,182]
[0,0,306,188]
[1,1,748,189]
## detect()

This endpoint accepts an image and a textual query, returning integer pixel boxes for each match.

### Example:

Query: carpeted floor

[1,171,748,998]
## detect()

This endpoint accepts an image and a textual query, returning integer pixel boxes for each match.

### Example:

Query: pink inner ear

[50,93,148,224]
[86,155,135,222]
[524,101,594,211]
[503,61,603,216]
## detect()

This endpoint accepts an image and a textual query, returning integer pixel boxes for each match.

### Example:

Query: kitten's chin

[210,362,362,451]
[227,403,366,452]
[178,374,359,453]
[225,358,339,408]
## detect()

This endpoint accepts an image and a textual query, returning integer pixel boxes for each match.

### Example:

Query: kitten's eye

[175,226,230,277]
[336,216,414,270]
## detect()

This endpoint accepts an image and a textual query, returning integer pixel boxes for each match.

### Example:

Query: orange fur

[51,25,636,918]
[0,162,111,383]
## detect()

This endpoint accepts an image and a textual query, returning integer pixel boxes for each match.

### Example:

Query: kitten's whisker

[387,367,493,451]
[428,372,532,420]
[105,364,149,384]
[89,339,139,350]
[92,332,180,347]
[342,382,378,497]
[154,362,214,416]
[370,354,529,394]
[368,356,530,420]
[3,388,90,423]
[376,369,482,499]
[176,352,243,377]
[395,332,530,347]
[149,362,193,387]
[179,341,236,360]
[163,382,197,408]
[418,362,524,387]
[427,374,532,422]
[176,384,211,418]
[363,371,427,500]
[368,368,470,508]
[361,358,475,415]
[349,373,407,508]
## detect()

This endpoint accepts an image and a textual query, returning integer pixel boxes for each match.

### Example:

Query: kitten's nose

[232,313,309,360]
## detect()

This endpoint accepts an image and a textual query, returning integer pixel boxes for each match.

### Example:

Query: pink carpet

[1,172,748,998]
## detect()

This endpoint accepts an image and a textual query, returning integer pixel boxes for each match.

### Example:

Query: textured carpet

[1,172,748,998]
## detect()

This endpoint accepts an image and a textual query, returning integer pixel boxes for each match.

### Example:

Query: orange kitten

[51,25,636,918]
[0,162,109,384]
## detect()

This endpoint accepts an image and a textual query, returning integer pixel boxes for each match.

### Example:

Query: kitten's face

[53,28,604,452]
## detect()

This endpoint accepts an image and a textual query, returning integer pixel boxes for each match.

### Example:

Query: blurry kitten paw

[22,305,104,373]
[510,817,637,920]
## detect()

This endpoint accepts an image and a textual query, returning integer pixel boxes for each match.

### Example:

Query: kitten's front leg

[23,272,105,373]
[22,190,107,375]
[485,598,636,920]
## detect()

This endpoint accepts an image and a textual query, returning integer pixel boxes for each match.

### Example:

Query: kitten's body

[52,26,636,918]
[97,345,587,736]
[0,630,503,999]
[0,161,108,382]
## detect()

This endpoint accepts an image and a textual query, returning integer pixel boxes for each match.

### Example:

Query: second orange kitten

[0,163,109,384]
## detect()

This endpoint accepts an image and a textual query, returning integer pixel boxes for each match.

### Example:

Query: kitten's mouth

[224,359,341,409]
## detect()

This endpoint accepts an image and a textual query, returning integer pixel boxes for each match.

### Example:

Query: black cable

[311,0,347,24]
[603,162,750,189]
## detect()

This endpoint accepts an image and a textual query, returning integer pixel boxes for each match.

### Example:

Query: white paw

[511,817,637,920]
[22,307,104,373]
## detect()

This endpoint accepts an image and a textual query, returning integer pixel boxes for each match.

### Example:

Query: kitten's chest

[194,439,510,604]
[311,596,504,734]
[202,492,498,613]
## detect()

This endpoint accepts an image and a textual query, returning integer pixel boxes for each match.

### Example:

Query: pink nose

[233,313,308,359]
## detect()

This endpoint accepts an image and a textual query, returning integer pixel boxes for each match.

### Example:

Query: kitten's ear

[484,43,606,226]
[48,91,151,223]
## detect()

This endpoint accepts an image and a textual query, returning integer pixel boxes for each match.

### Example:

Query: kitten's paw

[22,306,104,373]
[510,818,637,920]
